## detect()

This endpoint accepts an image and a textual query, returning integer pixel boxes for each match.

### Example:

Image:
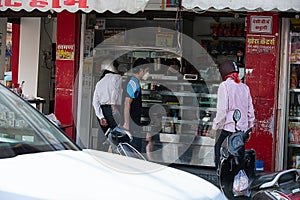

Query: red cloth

[224,72,240,83]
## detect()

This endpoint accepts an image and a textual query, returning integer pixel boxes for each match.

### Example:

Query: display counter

[147,133,215,167]
[140,77,219,167]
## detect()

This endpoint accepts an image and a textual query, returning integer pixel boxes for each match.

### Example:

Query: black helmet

[219,60,239,80]
[108,126,133,146]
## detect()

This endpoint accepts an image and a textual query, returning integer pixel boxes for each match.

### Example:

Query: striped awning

[0,0,149,14]
[182,0,300,11]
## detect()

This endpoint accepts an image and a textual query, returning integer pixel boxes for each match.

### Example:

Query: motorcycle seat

[251,172,280,190]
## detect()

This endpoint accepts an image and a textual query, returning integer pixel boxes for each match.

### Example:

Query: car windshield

[0,84,80,158]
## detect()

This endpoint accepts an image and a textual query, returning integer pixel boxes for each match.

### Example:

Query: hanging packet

[232,169,251,197]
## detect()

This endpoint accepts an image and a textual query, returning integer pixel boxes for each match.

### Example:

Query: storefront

[76,3,300,170]
[0,0,150,140]
[182,0,300,171]
[2,0,300,171]
[76,11,249,168]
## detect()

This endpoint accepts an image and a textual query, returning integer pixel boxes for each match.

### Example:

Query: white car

[0,83,227,200]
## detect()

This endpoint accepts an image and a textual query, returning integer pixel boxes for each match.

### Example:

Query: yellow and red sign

[56,44,75,60]
[247,35,276,54]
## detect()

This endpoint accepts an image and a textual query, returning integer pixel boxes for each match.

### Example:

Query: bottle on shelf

[289,128,295,143]
[291,66,298,89]
[291,125,300,144]
[290,103,297,117]
[236,47,244,66]
[290,104,294,116]
[292,155,296,168]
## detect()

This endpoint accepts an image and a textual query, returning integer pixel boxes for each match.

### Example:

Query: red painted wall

[245,12,280,172]
[55,11,80,140]
[11,23,20,85]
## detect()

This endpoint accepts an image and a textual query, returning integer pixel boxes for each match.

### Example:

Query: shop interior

[286,18,300,169]
[81,11,247,166]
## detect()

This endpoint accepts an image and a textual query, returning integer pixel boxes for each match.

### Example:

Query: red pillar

[245,12,280,172]
[11,23,20,85]
[55,11,81,140]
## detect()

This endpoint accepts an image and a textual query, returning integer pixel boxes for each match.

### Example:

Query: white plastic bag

[45,113,61,126]
[232,169,251,197]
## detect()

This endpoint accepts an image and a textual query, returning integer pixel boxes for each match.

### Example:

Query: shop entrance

[77,13,246,167]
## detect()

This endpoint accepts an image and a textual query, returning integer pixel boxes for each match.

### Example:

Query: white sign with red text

[250,16,273,34]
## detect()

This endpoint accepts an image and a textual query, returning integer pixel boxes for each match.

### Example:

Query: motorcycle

[219,109,300,200]
[105,126,146,160]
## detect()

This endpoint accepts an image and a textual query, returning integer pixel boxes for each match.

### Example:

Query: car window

[0,84,80,158]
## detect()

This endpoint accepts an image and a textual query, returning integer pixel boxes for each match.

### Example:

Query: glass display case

[87,22,245,166]
[91,45,221,166]
[140,77,220,166]
[286,32,300,169]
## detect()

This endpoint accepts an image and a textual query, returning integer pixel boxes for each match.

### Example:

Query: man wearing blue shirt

[123,58,149,152]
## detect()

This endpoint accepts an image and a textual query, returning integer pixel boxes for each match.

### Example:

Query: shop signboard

[56,44,75,60]
[249,16,273,34]
[246,35,276,54]
[166,0,179,8]
[0,0,149,14]
[155,32,174,47]
[95,19,105,30]
[84,30,94,57]
[103,28,126,45]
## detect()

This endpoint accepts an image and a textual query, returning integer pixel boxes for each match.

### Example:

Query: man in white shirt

[93,58,126,136]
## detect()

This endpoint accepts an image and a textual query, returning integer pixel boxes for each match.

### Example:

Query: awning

[182,0,300,12]
[0,0,149,14]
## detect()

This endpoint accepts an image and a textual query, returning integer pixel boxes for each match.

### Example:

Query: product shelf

[287,31,300,170]
[288,143,300,148]
[290,88,300,93]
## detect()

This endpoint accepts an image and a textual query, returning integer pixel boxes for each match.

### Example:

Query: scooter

[105,126,146,160]
[219,109,300,200]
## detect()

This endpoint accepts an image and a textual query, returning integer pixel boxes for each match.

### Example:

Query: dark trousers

[128,122,145,153]
[130,136,143,153]
[97,105,118,151]
[100,105,118,131]
[214,130,232,170]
